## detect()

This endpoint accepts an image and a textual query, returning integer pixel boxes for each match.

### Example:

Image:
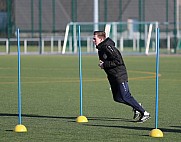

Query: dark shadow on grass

[0,113,134,122]
[0,113,76,120]
[85,123,152,131]
[170,126,181,129]
[88,116,135,123]
[1,113,180,133]
[5,130,13,132]
[160,127,181,133]
[84,124,153,137]
[84,123,181,133]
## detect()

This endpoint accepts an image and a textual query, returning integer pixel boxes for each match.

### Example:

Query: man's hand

[98,60,104,69]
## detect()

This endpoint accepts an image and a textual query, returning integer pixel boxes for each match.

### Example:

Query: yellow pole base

[76,116,88,123]
[14,124,27,132]
[149,129,163,138]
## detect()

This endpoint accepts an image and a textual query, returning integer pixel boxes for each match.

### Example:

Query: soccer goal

[62,21,158,55]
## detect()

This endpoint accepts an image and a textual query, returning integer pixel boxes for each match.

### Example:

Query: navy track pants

[110,81,145,114]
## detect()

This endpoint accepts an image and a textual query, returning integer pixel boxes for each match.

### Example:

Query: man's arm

[103,46,122,68]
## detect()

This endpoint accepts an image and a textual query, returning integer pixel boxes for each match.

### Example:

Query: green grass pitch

[0,55,180,142]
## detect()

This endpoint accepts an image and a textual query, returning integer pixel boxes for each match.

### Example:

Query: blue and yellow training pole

[76,25,88,123]
[14,28,27,132]
[149,28,163,137]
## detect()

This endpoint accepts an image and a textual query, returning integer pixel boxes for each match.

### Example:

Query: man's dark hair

[94,31,106,39]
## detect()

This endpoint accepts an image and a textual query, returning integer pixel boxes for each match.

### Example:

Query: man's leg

[118,82,145,114]
[110,81,128,104]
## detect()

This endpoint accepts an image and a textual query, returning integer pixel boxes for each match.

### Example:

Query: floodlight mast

[94,0,99,31]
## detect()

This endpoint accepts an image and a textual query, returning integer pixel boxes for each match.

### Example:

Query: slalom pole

[17,28,22,125]
[76,25,88,123]
[14,28,27,132]
[149,28,163,137]
[155,28,160,130]
[79,25,83,116]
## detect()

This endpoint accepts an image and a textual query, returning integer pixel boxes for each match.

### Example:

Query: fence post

[58,39,61,53]
[51,37,54,53]
[6,39,9,54]
[24,39,27,54]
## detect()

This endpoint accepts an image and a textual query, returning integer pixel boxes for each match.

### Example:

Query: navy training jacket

[96,37,128,83]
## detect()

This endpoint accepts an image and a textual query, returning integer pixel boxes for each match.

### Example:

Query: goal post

[105,23,111,38]
[145,22,159,55]
[145,24,153,55]
[62,23,70,54]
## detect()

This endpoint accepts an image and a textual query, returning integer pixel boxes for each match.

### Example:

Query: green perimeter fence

[0,22,181,55]
[0,0,181,54]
